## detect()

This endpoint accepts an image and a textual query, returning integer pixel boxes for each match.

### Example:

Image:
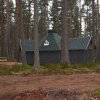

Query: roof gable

[40,33,61,51]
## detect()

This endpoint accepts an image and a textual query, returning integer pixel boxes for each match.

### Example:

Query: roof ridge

[69,36,91,40]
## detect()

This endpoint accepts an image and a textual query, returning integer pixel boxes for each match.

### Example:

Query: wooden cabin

[21,33,93,64]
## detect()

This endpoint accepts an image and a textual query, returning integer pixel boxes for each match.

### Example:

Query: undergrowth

[38,62,100,74]
[0,62,100,75]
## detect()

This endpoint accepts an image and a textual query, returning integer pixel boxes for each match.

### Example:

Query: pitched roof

[68,36,91,50]
[40,33,91,51]
[21,33,91,51]
[40,33,61,51]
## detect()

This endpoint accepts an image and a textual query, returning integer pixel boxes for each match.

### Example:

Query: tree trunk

[0,0,6,57]
[34,0,40,69]
[61,0,70,64]
[92,0,96,61]
[6,0,12,60]
[16,0,26,64]
[79,0,82,36]
[28,0,32,40]
[44,0,48,34]
[96,0,100,61]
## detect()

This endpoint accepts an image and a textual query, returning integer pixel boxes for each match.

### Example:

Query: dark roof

[21,33,91,51]
[40,33,61,51]
[40,33,91,51]
[68,36,91,50]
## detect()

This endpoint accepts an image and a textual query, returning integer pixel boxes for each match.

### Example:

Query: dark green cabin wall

[69,50,93,64]
[26,50,92,64]
[26,51,61,64]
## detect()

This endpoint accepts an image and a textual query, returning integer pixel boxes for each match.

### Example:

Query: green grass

[37,62,100,74]
[0,62,100,75]
[0,65,33,75]
[94,88,100,94]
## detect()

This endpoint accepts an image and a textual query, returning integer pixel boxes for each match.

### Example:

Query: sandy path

[0,73,100,98]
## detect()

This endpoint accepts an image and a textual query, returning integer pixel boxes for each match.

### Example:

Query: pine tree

[16,0,26,64]
[38,0,48,38]
[96,0,100,61]
[0,0,6,57]
[6,0,11,60]
[34,0,40,69]
[61,0,70,64]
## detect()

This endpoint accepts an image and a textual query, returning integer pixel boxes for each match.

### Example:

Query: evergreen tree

[34,0,40,69]
[50,0,61,33]
[16,0,26,64]
[38,0,48,38]
[61,0,70,64]
[0,0,7,57]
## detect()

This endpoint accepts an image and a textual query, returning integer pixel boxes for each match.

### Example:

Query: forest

[0,0,100,100]
[0,0,100,70]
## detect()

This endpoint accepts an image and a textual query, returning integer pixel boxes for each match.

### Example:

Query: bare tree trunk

[0,30,1,56]
[16,0,26,64]
[6,0,11,60]
[96,0,100,60]
[79,0,82,36]
[61,0,70,64]
[1,0,6,57]
[28,0,32,40]
[34,0,40,69]
[92,0,96,61]
[15,0,20,61]
[0,23,6,57]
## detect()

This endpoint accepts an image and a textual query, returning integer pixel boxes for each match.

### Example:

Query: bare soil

[0,62,22,67]
[0,73,100,100]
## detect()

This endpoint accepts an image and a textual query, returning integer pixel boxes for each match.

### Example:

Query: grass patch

[0,65,33,75]
[38,62,100,74]
[94,88,100,94]
[0,62,100,75]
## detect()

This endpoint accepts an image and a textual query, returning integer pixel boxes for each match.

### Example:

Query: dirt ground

[0,73,100,100]
[0,62,22,67]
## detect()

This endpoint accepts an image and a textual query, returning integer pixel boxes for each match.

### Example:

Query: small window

[44,40,49,46]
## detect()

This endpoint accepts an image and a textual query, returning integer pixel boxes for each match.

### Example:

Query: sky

[12,0,15,7]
